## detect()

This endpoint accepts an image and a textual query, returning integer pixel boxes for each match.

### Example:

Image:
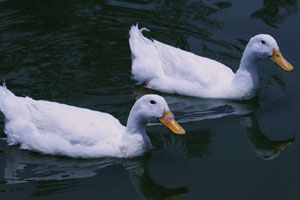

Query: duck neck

[125,104,151,139]
[124,108,152,151]
[231,49,260,99]
[126,111,148,136]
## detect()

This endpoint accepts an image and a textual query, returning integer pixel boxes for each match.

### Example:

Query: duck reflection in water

[251,0,298,27]
[0,146,188,199]
[239,114,295,160]
[136,90,295,160]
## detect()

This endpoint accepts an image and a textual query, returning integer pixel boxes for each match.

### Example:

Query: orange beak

[270,48,294,71]
[158,109,186,135]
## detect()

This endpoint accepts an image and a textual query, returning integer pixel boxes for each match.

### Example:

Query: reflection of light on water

[137,93,258,124]
[1,147,115,184]
[144,93,294,161]
[4,161,27,185]
[0,146,188,199]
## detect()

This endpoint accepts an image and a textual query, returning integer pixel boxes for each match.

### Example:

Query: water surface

[0,0,299,199]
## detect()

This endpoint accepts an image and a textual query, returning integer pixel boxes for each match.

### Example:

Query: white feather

[129,25,286,100]
[0,87,175,158]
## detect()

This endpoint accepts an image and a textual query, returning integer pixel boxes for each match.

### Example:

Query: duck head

[128,94,185,135]
[246,34,294,71]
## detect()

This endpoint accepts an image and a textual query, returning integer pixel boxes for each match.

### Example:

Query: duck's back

[153,40,234,87]
[129,25,235,97]
[0,86,125,157]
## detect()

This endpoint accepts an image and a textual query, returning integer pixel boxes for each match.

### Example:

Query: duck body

[0,86,184,158]
[129,25,293,100]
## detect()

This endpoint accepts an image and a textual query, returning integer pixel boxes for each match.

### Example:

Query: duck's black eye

[150,100,156,104]
[261,40,265,44]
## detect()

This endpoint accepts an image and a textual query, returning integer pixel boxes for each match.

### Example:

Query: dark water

[0,0,299,199]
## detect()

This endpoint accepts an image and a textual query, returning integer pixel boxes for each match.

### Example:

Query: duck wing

[153,40,235,87]
[0,86,124,146]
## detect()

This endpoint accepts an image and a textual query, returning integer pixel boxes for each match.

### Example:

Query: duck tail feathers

[129,24,152,58]
[0,83,17,115]
[0,82,15,98]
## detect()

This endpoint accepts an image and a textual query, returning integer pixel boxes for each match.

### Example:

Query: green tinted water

[0,0,299,199]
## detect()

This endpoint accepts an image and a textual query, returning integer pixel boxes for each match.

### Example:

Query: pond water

[0,0,299,199]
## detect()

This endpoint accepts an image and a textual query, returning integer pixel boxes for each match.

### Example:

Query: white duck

[0,85,185,158]
[129,25,293,100]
